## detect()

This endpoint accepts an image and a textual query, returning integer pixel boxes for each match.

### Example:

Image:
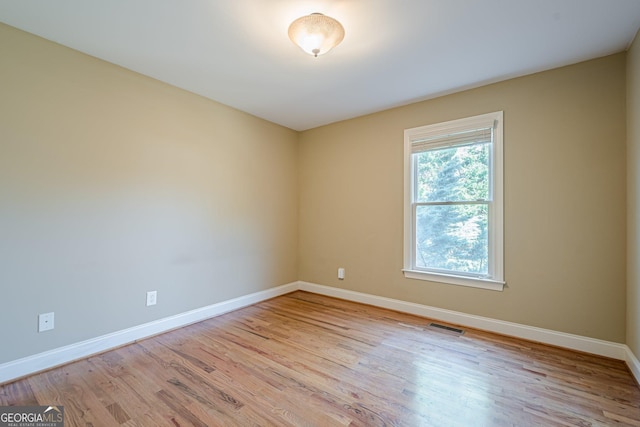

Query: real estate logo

[0,406,64,427]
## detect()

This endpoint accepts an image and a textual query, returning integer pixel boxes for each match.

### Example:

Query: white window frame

[403,111,504,291]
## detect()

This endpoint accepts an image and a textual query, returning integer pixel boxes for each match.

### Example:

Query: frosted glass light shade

[288,13,345,57]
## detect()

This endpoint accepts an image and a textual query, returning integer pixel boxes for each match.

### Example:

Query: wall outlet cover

[146,291,157,306]
[38,312,54,332]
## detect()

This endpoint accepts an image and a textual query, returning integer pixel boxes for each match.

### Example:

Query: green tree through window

[415,143,489,274]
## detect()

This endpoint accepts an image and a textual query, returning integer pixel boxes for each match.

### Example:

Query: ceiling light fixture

[288,13,345,57]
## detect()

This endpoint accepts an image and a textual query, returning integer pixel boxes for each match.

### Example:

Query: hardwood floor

[1,291,639,426]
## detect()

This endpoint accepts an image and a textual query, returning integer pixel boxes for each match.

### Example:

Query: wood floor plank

[1,291,639,426]
[0,378,38,406]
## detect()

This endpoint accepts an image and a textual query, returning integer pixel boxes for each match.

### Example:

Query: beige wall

[0,23,298,364]
[628,31,640,357]
[299,54,627,342]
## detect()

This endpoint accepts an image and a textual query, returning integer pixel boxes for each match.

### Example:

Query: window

[403,111,504,291]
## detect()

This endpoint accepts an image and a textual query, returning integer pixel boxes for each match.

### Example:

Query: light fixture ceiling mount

[288,13,345,57]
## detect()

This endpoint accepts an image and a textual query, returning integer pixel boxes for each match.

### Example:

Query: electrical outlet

[146,291,157,306]
[338,267,345,280]
[38,312,54,332]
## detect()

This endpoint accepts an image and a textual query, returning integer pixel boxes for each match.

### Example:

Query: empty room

[1,1,640,426]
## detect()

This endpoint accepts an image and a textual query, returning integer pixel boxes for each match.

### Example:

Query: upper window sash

[412,141,491,204]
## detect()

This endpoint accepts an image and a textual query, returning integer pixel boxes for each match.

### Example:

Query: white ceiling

[1,1,640,131]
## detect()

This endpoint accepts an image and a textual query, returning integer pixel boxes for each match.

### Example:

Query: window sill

[402,269,505,291]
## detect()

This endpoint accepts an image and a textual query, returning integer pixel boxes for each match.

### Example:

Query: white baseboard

[2,280,637,387]
[0,282,297,385]
[625,345,640,385]
[297,281,628,361]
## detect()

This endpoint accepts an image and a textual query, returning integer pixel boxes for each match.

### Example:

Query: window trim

[403,111,504,291]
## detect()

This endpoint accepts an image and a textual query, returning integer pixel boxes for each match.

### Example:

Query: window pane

[415,204,488,275]
[415,143,489,203]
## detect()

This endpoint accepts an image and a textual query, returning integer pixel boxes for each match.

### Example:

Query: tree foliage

[415,143,489,274]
